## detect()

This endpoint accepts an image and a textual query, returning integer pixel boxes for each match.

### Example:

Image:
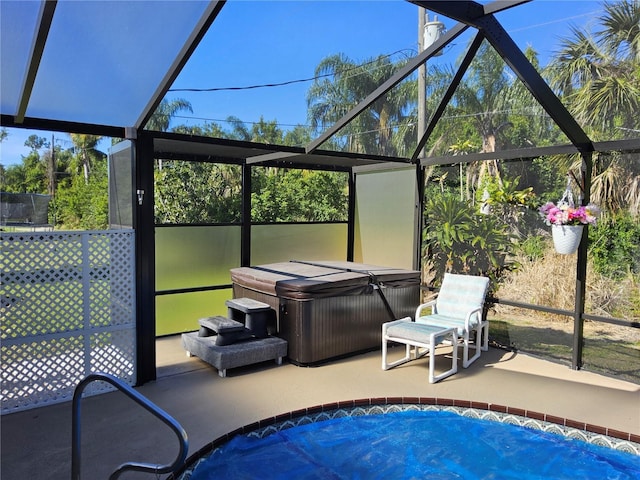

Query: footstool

[182,332,288,377]
[381,317,458,383]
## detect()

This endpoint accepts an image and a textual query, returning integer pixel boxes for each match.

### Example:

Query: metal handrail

[72,372,188,480]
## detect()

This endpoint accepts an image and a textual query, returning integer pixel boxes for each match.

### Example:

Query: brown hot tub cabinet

[230,261,420,366]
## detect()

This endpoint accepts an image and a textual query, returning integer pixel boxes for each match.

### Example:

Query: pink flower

[538,202,599,226]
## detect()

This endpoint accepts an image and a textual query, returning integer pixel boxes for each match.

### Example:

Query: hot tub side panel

[233,283,419,365]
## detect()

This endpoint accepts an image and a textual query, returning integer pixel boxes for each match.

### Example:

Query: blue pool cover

[190,410,640,479]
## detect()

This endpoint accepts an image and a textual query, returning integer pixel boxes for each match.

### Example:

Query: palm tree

[148,98,193,170]
[547,0,640,215]
[439,41,516,196]
[306,53,415,156]
[225,115,251,141]
[69,134,101,184]
[146,98,193,132]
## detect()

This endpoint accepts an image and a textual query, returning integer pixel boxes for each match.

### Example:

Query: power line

[168,48,417,93]
[171,114,309,128]
[508,10,600,34]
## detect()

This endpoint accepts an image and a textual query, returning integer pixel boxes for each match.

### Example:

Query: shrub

[589,212,640,279]
[422,193,514,290]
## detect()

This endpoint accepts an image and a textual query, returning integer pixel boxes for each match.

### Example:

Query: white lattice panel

[1,230,136,414]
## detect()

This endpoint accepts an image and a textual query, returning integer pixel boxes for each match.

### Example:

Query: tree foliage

[251,168,347,223]
[422,191,514,289]
[146,99,193,132]
[547,0,640,216]
[307,53,415,156]
[1,1,637,241]
[154,161,242,224]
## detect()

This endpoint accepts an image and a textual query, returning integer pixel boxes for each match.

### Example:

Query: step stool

[225,297,274,337]
[181,298,287,377]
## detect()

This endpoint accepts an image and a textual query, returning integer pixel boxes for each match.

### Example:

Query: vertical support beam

[241,163,252,266]
[414,164,425,271]
[572,152,593,370]
[134,133,156,384]
[417,8,426,160]
[347,171,356,261]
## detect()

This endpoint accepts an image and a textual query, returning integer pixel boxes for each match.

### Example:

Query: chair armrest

[415,300,436,319]
[464,306,483,330]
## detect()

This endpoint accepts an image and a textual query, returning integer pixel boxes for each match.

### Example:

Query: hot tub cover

[230,260,420,300]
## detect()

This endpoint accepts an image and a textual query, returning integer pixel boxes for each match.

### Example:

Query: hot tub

[230,260,420,365]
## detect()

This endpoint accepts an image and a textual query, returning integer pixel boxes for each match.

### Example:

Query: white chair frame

[415,299,488,368]
[382,317,458,383]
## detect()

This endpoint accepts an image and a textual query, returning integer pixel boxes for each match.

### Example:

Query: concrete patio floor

[2,335,639,479]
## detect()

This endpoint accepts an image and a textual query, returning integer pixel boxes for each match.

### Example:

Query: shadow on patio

[2,335,639,479]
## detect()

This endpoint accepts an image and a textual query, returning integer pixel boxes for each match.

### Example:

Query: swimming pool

[171,399,640,479]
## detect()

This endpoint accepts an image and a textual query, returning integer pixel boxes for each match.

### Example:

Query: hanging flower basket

[538,175,600,255]
[551,224,583,254]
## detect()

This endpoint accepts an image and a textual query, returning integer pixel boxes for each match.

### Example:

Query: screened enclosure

[1,0,639,389]
[421,152,639,383]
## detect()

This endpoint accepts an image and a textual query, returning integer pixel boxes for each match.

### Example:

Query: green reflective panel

[155,226,240,291]
[108,141,134,229]
[354,168,416,269]
[251,224,347,265]
[582,323,640,384]
[487,309,573,366]
[156,289,231,336]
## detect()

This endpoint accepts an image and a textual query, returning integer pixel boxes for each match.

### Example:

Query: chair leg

[429,330,458,383]
[462,327,482,368]
[481,321,489,351]
[382,338,413,370]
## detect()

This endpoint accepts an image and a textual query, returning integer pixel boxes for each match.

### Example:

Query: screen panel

[155,226,241,291]
[251,223,347,265]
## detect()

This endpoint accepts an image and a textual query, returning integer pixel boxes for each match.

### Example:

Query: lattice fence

[1,230,136,413]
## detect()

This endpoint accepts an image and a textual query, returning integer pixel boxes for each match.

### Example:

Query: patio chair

[414,273,490,368]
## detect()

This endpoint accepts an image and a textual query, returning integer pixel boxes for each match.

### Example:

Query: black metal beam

[306,22,469,154]
[1,114,126,139]
[594,138,640,153]
[409,0,485,21]
[572,152,593,370]
[421,144,580,166]
[15,0,57,124]
[134,133,157,384]
[347,172,356,262]
[411,1,593,152]
[414,163,425,271]
[241,163,252,267]
[409,0,531,21]
[482,0,532,15]
[136,1,227,129]
[411,31,485,162]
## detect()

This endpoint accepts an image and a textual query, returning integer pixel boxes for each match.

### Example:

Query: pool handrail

[71,372,189,480]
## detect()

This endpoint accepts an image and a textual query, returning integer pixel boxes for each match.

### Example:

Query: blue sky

[1,0,603,167]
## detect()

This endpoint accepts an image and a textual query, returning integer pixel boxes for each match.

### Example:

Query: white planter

[552,224,584,254]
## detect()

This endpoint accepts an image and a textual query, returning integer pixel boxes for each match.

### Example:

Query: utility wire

[169,48,417,93]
